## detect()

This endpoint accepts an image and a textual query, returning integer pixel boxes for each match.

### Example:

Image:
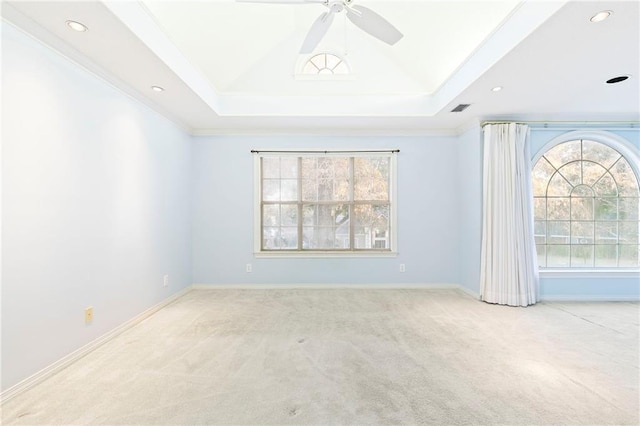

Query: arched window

[301,53,349,75]
[532,133,640,268]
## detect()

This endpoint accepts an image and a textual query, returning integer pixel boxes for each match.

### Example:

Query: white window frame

[532,130,640,276]
[253,150,398,258]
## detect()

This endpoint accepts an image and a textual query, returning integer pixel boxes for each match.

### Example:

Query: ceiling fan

[237,0,403,54]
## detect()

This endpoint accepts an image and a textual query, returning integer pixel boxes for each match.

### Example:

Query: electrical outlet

[163,274,169,287]
[399,264,406,272]
[246,263,252,273]
[85,307,94,324]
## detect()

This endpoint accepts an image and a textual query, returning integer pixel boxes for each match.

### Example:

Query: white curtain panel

[480,123,539,307]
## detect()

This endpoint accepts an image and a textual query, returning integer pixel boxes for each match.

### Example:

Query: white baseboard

[191,283,464,290]
[191,282,482,300]
[540,294,640,302]
[0,286,191,405]
[456,285,481,300]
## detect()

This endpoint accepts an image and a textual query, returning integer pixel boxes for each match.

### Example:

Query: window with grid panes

[532,138,640,268]
[255,152,396,254]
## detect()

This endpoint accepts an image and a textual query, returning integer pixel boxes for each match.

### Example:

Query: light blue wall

[191,135,462,285]
[1,23,192,390]
[530,128,640,300]
[456,124,483,295]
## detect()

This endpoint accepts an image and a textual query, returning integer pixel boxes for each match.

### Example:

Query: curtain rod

[481,120,639,128]
[251,149,400,154]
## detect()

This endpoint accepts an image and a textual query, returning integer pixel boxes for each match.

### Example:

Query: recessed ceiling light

[151,86,164,92]
[491,86,503,92]
[590,10,612,23]
[606,75,629,84]
[66,20,88,32]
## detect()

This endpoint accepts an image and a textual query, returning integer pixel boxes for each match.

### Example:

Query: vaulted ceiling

[2,0,639,134]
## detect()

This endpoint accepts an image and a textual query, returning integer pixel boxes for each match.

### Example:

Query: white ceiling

[2,0,639,134]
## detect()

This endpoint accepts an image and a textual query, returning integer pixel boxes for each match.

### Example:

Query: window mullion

[298,157,303,251]
[349,157,355,250]
[260,157,265,251]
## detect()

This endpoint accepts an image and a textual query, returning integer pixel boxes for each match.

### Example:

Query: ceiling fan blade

[346,5,403,46]
[300,11,335,54]
[236,0,325,4]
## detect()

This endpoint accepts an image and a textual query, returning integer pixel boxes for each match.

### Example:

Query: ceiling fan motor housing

[329,1,346,13]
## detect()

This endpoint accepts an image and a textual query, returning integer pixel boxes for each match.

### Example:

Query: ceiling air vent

[451,104,471,112]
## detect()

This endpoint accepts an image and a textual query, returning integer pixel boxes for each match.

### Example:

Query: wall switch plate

[399,264,406,272]
[85,307,94,324]
[246,263,252,273]
[163,275,169,287]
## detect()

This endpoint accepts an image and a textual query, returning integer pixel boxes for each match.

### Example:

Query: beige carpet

[2,288,638,425]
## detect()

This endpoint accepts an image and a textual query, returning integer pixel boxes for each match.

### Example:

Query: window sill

[539,269,640,278]
[254,251,398,259]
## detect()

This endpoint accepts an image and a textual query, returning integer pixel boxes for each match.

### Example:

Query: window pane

[532,157,556,196]
[326,54,341,69]
[582,140,621,169]
[311,54,326,69]
[593,173,618,196]
[571,221,593,244]
[263,205,279,226]
[536,244,546,267]
[595,197,617,220]
[354,204,390,249]
[619,198,639,220]
[303,61,318,74]
[279,227,298,249]
[534,220,546,244]
[595,245,618,267]
[262,157,280,178]
[263,179,280,201]
[302,157,350,201]
[263,227,280,249]
[280,179,298,201]
[547,198,571,220]
[547,173,573,196]
[280,157,298,178]
[547,245,570,266]
[619,245,640,266]
[303,227,349,249]
[595,222,617,244]
[570,196,593,220]
[611,158,640,196]
[534,198,546,220]
[619,222,639,244]
[333,62,349,74]
[582,161,607,186]
[572,185,593,197]
[571,245,594,267]
[280,205,298,226]
[302,204,349,249]
[262,226,298,249]
[547,221,570,244]
[544,141,581,169]
[548,198,570,220]
[558,162,581,186]
[354,157,390,201]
